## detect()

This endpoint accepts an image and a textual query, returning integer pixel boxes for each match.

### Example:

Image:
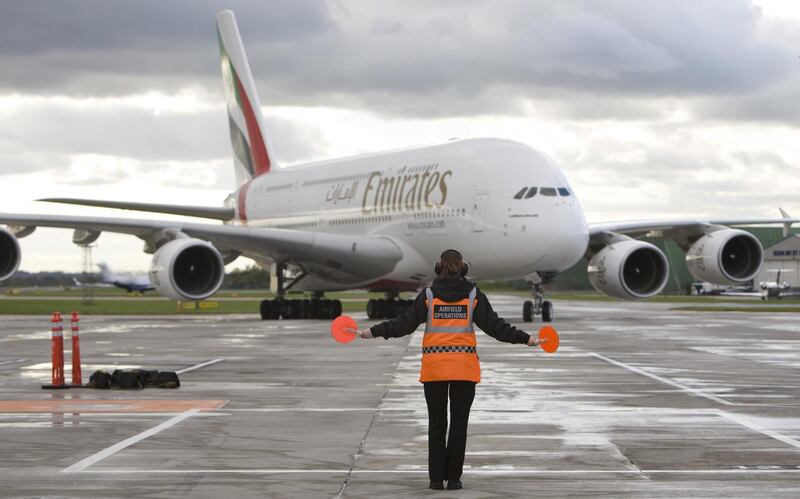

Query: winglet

[216,10,277,186]
[780,207,793,238]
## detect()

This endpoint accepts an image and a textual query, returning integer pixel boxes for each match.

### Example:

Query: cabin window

[524,187,538,199]
[514,187,527,199]
[558,187,570,196]
[540,187,557,196]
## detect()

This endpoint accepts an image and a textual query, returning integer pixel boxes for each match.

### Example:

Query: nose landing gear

[522,279,554,323]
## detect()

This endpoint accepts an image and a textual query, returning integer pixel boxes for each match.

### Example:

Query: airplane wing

[589,217,800,241]
[582,215,800,300]
[39,198,235,221]
[0,213,403,284]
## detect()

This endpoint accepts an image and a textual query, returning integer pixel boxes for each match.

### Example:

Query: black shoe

[429,481,444,490]
[447,480,463,490]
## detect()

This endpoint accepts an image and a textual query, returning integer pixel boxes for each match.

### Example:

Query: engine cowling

[149,238,225,301]
[0,227,21,282]
[685,229,763,285]
[588,239,669,300]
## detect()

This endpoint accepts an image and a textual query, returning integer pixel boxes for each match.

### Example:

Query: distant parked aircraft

[96,263,154,293]
[759,269,795,300]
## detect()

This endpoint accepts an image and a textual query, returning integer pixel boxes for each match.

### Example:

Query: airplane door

[471,192,489,232]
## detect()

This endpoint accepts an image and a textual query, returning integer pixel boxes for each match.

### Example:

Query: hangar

[755,234,800,288]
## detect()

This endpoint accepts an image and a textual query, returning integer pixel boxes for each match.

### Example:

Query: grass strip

[0,299,367,315]
[671,306,800,313]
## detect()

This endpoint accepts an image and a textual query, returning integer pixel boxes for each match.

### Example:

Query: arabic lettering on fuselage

[325,181,359,204]
[322,163,453,214]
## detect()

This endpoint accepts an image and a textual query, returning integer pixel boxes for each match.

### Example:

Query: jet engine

[588,239,669,300]
[0,227,21,282]
[685,229,762,285]
[149,238,225,301]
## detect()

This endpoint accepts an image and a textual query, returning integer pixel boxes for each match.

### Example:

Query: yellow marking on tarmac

[0,399,227,413]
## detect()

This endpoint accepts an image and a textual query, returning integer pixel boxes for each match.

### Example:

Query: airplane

[71,263,153,293]
[759,269,795,300]
[96,263,154,293]
[1,10,799,322]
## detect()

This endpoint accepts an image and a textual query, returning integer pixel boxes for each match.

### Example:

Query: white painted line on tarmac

[176,358,224,375]
[62,409,200,473]
[0,359,27,367]
[716,410,800,449]
[591,352,735,406]
[84,468,800,475]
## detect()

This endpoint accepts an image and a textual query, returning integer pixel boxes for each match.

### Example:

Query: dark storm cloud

[1,1,797,121]
[0,0,332,95]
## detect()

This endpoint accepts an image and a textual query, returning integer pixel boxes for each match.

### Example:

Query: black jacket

[370,277,531,344]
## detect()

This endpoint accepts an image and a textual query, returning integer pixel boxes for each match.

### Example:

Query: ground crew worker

[357,249,541,491]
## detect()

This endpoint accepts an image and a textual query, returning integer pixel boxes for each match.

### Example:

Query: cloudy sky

[1,0,799,272]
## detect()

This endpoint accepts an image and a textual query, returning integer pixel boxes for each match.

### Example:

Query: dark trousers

[423,381,476,482]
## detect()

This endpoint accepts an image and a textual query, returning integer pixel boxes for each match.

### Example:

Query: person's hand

[526,335,540,347]
[357,328,374,339]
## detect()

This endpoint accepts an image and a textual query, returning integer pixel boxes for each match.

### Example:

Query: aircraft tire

[325,299,336,319]
[367,299,377,319]
[299,299,309,319]
[319,300,329,319]
[260,299,272,320]
[383,299,392,319]
[333,300,342,318]
[278,299,289,320]
[542,300,553,322]
[308,299,319,319]
[375,299,385,319]
[522,300,533,322]
[286,299,297,319]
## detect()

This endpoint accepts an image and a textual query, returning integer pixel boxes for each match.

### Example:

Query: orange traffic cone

[70,311,82,386]
[42,312,67,389]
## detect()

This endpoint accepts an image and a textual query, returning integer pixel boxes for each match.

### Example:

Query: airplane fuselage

[235,138,590,291]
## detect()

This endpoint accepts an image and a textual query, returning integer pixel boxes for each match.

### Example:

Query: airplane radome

[0,10,797,323]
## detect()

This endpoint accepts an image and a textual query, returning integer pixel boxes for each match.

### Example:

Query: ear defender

[460,262,468,277]
[434,261,443,275]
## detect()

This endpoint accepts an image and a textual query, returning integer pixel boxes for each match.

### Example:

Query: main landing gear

[259,262,342,320]
[522,280,553,323]
[367,293,413,319]
[260,297,342,320]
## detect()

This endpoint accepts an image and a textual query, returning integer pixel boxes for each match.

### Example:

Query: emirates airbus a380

[0,11,796,322]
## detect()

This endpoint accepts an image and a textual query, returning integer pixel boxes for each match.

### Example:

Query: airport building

[755,234,800,288]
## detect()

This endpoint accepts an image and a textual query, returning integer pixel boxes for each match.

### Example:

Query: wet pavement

[1,296,799,498]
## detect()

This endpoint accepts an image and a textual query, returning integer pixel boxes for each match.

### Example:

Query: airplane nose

[548,206,589,271]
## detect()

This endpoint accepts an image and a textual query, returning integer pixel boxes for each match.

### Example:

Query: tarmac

[1,295,799,498]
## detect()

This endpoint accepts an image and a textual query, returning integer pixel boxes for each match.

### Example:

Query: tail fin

[97,263,112,281]
[216,10,277,187]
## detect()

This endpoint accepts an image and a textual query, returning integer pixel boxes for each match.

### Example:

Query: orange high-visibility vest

[420,287,480,383]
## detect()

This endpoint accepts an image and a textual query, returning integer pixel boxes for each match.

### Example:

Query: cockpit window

[524,187,538,199]
[540,187,557,196]
[557,187,570,196]
[514,187,527,199]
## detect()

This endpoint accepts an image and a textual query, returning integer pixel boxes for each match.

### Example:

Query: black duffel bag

[86,369,180,389]
[87,370,112,389]
[152,371,180,388]
[111,369,144,389]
